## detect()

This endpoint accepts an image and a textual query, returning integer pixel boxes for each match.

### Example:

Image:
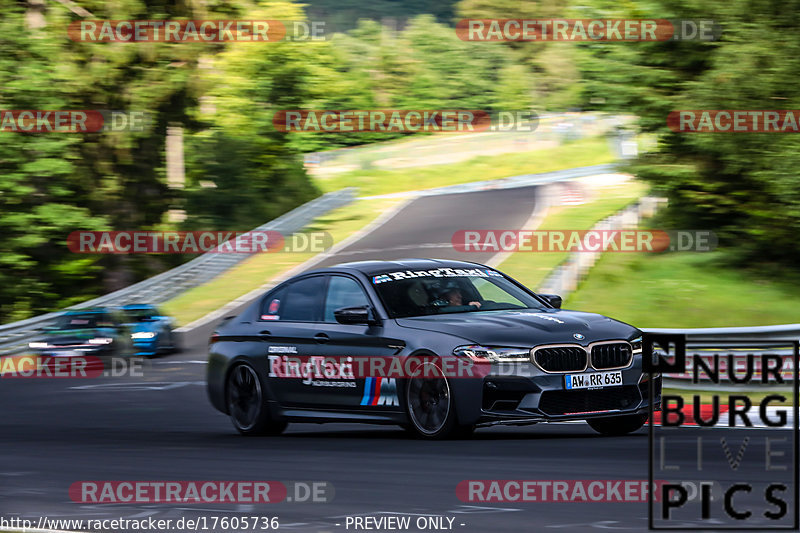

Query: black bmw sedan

[207,259,660,439]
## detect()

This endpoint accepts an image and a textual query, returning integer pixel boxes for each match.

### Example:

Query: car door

[314,274,405,411]
[257,275,327,407]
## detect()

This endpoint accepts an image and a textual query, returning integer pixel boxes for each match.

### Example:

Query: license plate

[564,370,623,390]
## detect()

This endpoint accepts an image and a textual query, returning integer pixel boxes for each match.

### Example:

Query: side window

[260,286,287,320]
[324,276,370,322]
[275,276,326,322]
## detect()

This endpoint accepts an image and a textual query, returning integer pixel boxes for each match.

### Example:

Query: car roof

[305,258,491,277]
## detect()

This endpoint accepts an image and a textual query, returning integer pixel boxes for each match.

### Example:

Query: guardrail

[644,324,800,343]
[0,188,356,355]
[361,163,621,199]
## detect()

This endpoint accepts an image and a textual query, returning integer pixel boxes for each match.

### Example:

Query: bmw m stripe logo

[361,377,399,406]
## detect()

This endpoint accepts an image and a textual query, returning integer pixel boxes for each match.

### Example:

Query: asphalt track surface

[2,186,797,532]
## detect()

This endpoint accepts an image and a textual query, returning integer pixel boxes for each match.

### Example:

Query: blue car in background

[121,304,178,357]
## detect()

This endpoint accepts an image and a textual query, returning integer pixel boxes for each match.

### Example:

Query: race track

[2,185,795,532]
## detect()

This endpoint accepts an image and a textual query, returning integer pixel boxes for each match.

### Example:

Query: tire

[226,363,287,436]
[587,413,647,436]
[404,360,471,440]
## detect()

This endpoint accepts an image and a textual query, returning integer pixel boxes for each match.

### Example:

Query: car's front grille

[591,343,632,369]
[538,386,641,416]
[533,346,587,372]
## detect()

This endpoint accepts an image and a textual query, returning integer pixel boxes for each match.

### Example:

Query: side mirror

[539,294,562,309]
[334,305,378,325]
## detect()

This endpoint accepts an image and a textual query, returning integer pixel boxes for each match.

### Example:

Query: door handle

[259,330,272,338]
[313,333,330,343]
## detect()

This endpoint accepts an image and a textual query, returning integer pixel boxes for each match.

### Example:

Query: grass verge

[161,197,404,327]
[315,136,615,197]
[564,251,800,328]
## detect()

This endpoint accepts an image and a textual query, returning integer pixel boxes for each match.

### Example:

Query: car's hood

[395,308,638,347]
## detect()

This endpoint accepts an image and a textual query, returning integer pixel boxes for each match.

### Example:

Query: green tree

[579,0,800,266]
[182,1,319,230]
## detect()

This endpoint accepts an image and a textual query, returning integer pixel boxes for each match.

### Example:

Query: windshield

[53,313,113,329]
[371,268,547,318]
[124,308,158,322]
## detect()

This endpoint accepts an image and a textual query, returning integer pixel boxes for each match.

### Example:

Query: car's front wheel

[226,363,287,436]
[404,361,472,439]
[587,413,647,436]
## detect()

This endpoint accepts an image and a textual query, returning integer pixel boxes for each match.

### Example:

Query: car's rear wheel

[226,363,287,436]
[405,361,471,439]
[587,413,647,436]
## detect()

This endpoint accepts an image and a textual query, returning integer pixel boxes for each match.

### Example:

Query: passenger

[407,281,429,307]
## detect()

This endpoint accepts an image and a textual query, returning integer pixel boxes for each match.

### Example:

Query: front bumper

[470,359,661,426]
[31,345,116,358]
[132,339,159,356]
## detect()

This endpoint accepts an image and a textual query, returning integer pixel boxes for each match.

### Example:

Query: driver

[443,288,481,310]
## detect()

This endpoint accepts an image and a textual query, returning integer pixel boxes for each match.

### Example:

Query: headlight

[28,342,48,349]
[454,345,530,362]
[88,337,114,345]
[630,336,642,354]
[131,332,156,340]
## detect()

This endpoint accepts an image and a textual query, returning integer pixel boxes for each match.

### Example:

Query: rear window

[261,276,326,322]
